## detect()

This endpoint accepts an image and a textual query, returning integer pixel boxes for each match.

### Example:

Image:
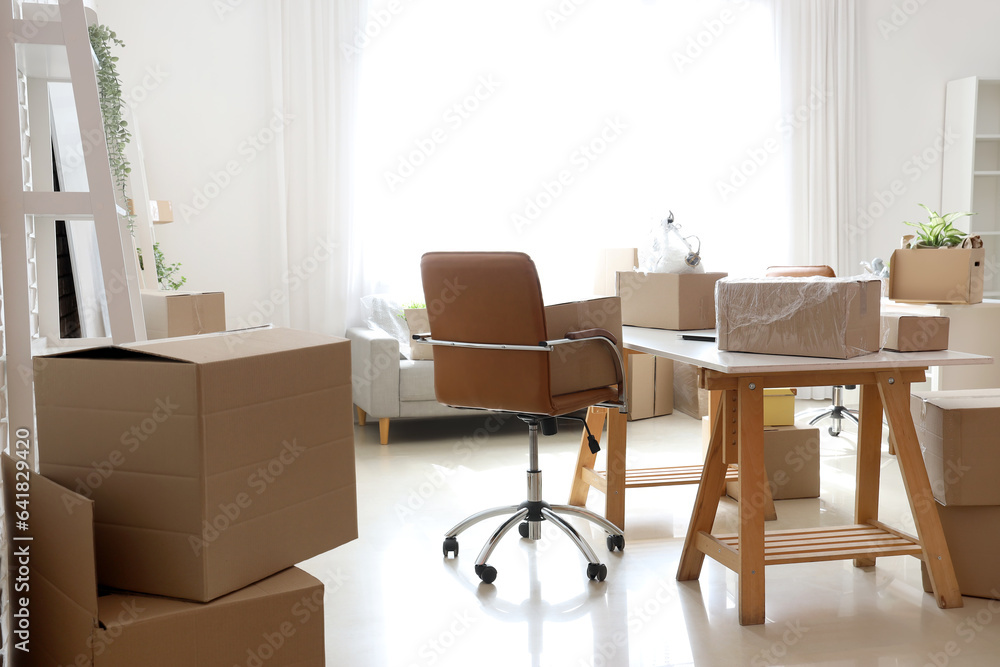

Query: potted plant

[901,204,973,249]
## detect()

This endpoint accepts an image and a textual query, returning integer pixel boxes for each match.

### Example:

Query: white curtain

[772,0,863,277]
[267,0,368,336]
[352,1,790,309]
[771,0,862,400]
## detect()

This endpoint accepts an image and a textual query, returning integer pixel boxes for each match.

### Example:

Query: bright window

[354,0,788,301]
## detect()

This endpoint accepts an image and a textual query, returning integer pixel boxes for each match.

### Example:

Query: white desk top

[623,326,994,375]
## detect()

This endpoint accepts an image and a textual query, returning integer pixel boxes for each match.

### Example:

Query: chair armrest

[345,327,401,418]
[564,328,618,347]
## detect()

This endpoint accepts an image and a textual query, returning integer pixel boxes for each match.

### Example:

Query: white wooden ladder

[0,0,145,468]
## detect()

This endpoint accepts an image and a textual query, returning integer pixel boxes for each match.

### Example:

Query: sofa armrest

[346,327,401,418]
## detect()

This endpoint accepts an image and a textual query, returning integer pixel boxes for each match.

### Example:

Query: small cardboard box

[149,199,174,223]
[763,388,796,426]
[888,247,985,304]
[2,456,326,666]
[140,289,226,340]
[616,271,727,330]
[403,308,433,360]
[921,502,1000,600]
[594,248,638,297]
[626,353,673,420]
[673,360,709,420]
[881,314,950,351]
[911,389,1000,506]
[716,277,881,359]
[701,422,821,500]
[34,327,358,601]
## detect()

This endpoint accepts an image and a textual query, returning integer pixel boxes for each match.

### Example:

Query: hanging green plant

[89,24,187,290]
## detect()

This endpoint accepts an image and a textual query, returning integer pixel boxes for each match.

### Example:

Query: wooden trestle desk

[569,325,992,625]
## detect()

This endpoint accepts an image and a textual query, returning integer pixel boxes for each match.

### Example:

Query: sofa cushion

[399,360,438,402]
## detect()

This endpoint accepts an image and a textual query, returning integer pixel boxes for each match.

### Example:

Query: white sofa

[347,327,473,444]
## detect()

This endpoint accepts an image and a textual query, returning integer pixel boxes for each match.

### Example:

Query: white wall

[95,0,285,331]
[859,0,1000,268]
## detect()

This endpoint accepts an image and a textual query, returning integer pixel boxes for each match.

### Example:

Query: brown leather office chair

[418,252,627,584]
[765,265,859,436]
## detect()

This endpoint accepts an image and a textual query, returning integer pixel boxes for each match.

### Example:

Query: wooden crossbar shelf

[592,464,739,489]
[708,524,923,566]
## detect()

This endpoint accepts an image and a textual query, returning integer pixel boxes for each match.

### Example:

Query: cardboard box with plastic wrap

[716,276,881,359]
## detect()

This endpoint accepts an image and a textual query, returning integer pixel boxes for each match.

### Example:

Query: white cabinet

[884,299,1000,390]
[942,76,1000,298]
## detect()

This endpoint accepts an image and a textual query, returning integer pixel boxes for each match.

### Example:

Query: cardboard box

[140,289,226,340]
[716,277,881,359]
[149,199,174,223]
[2,456,326,667]
[888,247,985,304]
[34,327,358,601]
[594,248,638,296]
[881,314,950,351]
[545,296,623,396]
[626,353,673,420]
[911,389,1000,506]
[763,388,796,426]
[616,271,727,330]
[920,502,1000,600]
[673,360,709,420]
[654,357,674,416]
[700,424,821,501]
[403,308,433,360]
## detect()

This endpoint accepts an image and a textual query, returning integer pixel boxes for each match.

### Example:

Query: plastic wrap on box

[716,276,881,359]
[360,294,410,359]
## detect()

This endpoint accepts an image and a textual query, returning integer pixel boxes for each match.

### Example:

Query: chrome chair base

[442,420,624,584]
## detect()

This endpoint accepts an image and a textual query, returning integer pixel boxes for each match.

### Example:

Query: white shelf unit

[942,76,1000,298]
[884,299,1000,391]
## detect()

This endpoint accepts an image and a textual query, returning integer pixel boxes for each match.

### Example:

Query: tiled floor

[302,400,1000,666]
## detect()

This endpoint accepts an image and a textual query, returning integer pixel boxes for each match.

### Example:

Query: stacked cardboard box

[673,360,709,420]
[626,352,673,420]
[912,390,1000,599]
[8,327,358,665]
[701,420,821,500]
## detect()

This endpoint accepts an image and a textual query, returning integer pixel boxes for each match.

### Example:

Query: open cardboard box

[34,327,357,602]
[3,455,326,666]
[888,247,985,304]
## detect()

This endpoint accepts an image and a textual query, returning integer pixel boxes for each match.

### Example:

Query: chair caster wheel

[606,534,625,552]
[587,563,608,582]
[829,427,841,437]
[475,564,497,584]
[518,522,529,538]
[443,537,459,557]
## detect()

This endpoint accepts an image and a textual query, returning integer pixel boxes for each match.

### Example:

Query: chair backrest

[420,252,554,413]
[765,265,836,278]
